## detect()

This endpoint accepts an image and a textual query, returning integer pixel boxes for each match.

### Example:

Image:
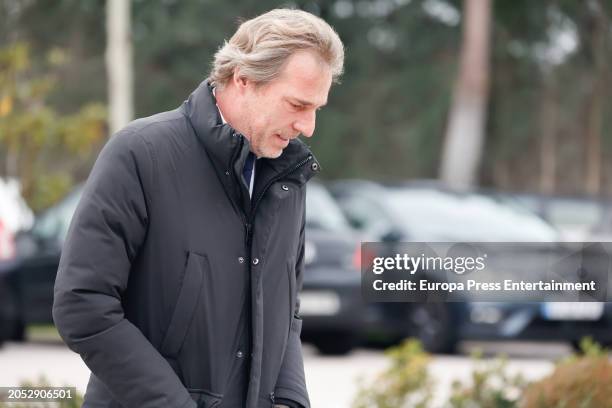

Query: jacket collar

[180,79,320,187]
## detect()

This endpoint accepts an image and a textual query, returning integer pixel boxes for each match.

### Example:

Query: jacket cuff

[274,386,309,408]
[274,397,303,408]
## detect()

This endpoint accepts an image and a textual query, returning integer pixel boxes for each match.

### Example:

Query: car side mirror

[381,229,403,243]
[346,216,365,230]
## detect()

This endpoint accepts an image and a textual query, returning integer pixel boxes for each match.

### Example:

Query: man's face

[240,51,333,158]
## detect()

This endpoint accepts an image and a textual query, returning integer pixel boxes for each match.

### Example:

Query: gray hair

[209,9,344,88]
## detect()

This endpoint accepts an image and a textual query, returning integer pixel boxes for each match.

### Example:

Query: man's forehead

[273,50,332,105]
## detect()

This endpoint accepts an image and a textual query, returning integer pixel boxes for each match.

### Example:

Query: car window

[306,183,353,233]
[31,187,83,243]
[337,193,393,236]
[383,188,559,242]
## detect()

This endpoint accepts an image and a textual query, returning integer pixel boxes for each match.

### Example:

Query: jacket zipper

[242,154,313,250]
[250,154,313,219]
[237,151,313,407]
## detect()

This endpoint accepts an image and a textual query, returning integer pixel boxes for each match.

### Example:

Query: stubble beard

[251,133,283,159]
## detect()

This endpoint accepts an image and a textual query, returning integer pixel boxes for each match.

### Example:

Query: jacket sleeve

[274,203,310,408]
[52,130,196,408]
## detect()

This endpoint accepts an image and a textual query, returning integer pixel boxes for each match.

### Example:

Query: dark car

[302,183,458,354]
[0,187,82,343]
[329,180,612,351]
[299,182,364,354]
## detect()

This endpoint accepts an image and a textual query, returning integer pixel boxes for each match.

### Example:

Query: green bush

[353,337,611,408]
[353,340,527,408]
[448,350,527,408]
[353,339,433,408]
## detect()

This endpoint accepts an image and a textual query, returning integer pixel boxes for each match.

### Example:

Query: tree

[0,42,106,211]
[440,0,492,188]
[583,0,609,195]
[106,0,134,135]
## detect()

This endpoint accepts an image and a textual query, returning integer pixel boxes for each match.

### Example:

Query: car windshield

[31,187,83,243]
[306,183,353,233]
[382,187,559,242]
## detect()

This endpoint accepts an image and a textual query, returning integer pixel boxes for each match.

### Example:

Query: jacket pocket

[187,388,222,408]
[160,251,206,358]
[287,261,297,334]
[287,260,297,316]
[281,260,299,355]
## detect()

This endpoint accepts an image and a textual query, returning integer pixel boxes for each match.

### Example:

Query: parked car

[299,182,364,354]
[330,180,559,243]
[493,191,612,242]
[0,178,34,238]
[0,186,81,344]
[0,177,35,262]
[0,178,34,344]
[329,180,612,351]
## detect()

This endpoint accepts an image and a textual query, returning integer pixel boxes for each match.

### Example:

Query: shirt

[212,87,256,197]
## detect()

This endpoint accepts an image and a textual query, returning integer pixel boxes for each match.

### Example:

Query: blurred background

[1,1,612,407]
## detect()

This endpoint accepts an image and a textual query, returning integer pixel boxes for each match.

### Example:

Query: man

[52,8,344,408]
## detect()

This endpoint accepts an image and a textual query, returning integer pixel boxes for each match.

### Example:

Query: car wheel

[0,284,17,347]
[0,317,7,347]
[312,332,356,355]
[10,318,26,341]
[0,280,25,346]
[406,302,458,354]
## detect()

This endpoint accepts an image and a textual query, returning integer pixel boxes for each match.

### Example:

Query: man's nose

[293,111,316,138]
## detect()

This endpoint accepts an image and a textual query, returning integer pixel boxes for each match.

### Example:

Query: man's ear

[232,70,250,93]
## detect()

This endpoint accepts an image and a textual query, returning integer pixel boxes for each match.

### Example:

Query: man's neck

[214,85,243,135]
[214,84,260,159]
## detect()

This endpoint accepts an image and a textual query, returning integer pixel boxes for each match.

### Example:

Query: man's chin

[259,148,283,159]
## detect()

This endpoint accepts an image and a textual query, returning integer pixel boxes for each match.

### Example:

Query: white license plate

[299,291,340,316]
[542,302,604,321]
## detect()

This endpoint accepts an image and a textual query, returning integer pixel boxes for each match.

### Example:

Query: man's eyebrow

[290,97,327,108]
